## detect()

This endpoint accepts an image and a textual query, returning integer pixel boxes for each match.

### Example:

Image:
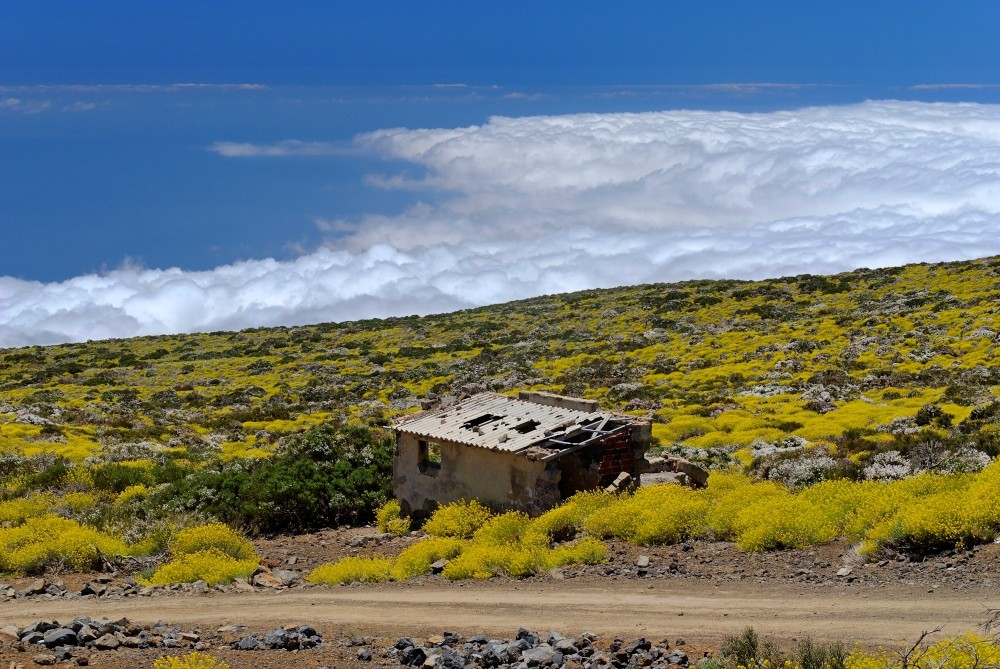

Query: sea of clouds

[4,100,1000,348]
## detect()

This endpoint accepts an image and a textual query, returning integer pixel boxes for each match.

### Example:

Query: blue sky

[4,2,1000,346]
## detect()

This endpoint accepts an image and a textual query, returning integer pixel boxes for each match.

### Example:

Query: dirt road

[4,579,995,647]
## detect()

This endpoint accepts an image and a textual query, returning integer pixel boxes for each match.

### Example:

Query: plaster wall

[393,433,553,517]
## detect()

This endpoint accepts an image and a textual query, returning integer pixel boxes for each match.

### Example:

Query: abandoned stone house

[391,391,651,517]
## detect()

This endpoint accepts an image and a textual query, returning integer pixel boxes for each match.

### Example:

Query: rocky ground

[2,528,999,668]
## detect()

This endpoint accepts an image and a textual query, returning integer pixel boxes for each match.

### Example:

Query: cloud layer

[5,100,1000,347]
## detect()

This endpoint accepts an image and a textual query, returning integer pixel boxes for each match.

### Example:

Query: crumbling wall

[393,433,557,518]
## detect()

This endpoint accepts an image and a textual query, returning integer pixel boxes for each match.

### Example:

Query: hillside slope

[2,255,1000,538]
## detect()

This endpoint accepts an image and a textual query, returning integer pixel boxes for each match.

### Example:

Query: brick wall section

[598,431,634,487]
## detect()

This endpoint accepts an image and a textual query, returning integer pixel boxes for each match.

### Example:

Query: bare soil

[3,528,999,669]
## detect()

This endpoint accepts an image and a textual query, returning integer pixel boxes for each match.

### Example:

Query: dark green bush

[90,462,154,493]
[149,421,393,535]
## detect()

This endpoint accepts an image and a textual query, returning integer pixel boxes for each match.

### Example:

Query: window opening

[418,439,441,477]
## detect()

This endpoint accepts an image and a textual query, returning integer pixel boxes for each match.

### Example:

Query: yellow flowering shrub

[845,632,1000,669]
[170,523,256,561]
[0,494,52,524]
[0,515,128,573]
[702,474,786,540]
[140,547,258,586]
[390,537,465,580]
[732,493,839,551]
[154,652,230,669]
[307,556,393,584]
[530,490,611,539]
[545,537,607,568]
[114,484,150,506]
[584,484,709,545]
[422,499,495,539]
[375,499,410,536]
[473,511,535,545]
[57,492,97,513]
[442,542,548,580]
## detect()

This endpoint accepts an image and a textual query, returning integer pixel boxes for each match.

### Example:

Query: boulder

[42,628,77,648]
[271,569,301,586]
[23,579,48,596]
[252,571,284,589]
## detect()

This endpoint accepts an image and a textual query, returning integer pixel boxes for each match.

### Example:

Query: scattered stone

[430,559,449,574]
[42,628,77,648]
[636,555,650,568]
[836,567,853,577]
[80,583,107,597]
[231,578,255,592]
[31,653,57,666]
[24,580,47,596]
[251,571,285,589]
[271,569,302,586]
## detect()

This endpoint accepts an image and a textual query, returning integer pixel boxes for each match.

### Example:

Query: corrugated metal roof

[393,392,617,454]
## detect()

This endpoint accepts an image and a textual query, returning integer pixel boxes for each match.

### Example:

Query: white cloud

[5,100,1000,347]
[62,101,97,112]
[911,83,1000,90]
[0,98,51,114]
[208,140,347,157]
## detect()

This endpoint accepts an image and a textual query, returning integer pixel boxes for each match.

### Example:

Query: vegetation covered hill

[3,255,1000,574]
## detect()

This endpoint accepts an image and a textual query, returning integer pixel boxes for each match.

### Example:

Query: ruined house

[391,391,651,518]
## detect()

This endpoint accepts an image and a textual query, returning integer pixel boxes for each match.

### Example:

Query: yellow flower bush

[531,490,611,539]
[422,499,495,539]
[0,515,129,573]
[845,632,1000,669]
[154,651,230,669]
[376,499,410,536]
[473,511,535,545]
[308,556,393,584]
[140,547,258,587]
[442,542,547,580]
[585,484,709,545]
[170,523,256,561]
[310,497,615,583]
[732,493,839,551]
[390,537,464,580]
[114,484,150,506]
[0,493,52,524]
[545,536,607,568]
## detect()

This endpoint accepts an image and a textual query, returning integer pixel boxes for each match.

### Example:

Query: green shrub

[719,627,783,669]
[90,462,153,493]
[149,422,394,534]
